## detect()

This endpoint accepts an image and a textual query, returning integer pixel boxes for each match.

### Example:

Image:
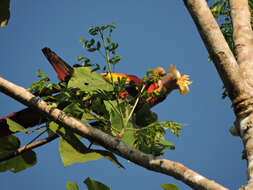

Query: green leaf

[106,37,111,44]
[68,67,113,92]
[161,121,184,137]
[104,100,135,146]
[6,118,28,133]
[77,56,85,61]
[49,121,86,147]
[0,0,10,27]
[104,100,123,133]
[249,0,253,9]
[158,137,175,150]
[0,135,37,173]
[59,137,124,168]
[59,137,99,167]
[63,103,85,120]
[36,69,48,78]
[66,182,79,190]
[84,177,110,190]
[88,48,97,52]
[110,23,116,29]
[120,122,135,147]
[96,41,101,50]
[79,37,84,43]
[50,122,123,168]
[161,184,179,190]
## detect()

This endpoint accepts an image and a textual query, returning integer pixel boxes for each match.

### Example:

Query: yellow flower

[169,64,192,95]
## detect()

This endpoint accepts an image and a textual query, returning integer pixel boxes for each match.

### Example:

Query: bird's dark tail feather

[42,47,74,82]
[0,48,75,137]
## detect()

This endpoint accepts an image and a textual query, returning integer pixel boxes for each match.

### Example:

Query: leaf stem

[99,30,125,128]
[100,31,113,83]
[125,85,145,126]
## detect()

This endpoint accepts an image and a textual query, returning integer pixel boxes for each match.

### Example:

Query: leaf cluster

[208,0,253,99]
[208,0,253,53]
[1,24,185,173]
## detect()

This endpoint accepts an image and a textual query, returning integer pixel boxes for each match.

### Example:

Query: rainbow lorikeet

[0,48,192,137]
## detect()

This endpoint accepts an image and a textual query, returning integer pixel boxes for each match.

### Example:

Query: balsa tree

[0,0,252,190]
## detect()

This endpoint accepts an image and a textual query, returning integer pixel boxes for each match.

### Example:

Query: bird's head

[156,64,192,95]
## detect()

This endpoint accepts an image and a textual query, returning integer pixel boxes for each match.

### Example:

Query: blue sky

[0,1,245,189]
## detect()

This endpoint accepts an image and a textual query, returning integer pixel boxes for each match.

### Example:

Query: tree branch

[0,134,58,162]
[183,0,253,107]
[183,0,253,188]
[230,0,253,83]
[0,77,229,190]
[229,1,253,187]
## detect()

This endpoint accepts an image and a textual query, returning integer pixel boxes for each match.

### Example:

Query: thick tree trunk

[184,0,253,188]
[229,0,253,189]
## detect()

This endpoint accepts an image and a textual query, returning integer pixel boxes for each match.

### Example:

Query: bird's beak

[168,64,192,95]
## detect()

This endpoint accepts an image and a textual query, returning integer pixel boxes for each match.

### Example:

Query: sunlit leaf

[0,0,10,27]
[161,184,179,190]
[77,56,85,61]
[104,100,135,146]
[59,137,100,167]
[59,137,124,168]
[68,67,113,92]
[79,37,84,43]
[6,118,28,133]
[66,182,79,190]
[84,177,110,190]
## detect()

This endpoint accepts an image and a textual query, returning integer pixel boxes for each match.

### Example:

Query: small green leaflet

[84,177,110,190]
[66,182,79,190]
[161,184,179,190]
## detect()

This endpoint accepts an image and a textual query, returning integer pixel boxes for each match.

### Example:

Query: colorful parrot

[0,48,192,137]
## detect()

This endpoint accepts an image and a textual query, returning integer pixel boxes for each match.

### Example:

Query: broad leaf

[120,122,135,147]
[59,137,100,167]
[104,100,123,134]
[104,99,136,146]
[68,67,113,92]
[59,137,123,168]
[6,118,28,133]
[84,177,110,190]
[50,122,123,167]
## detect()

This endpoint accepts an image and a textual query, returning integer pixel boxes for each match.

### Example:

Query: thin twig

[26,129,47,145]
